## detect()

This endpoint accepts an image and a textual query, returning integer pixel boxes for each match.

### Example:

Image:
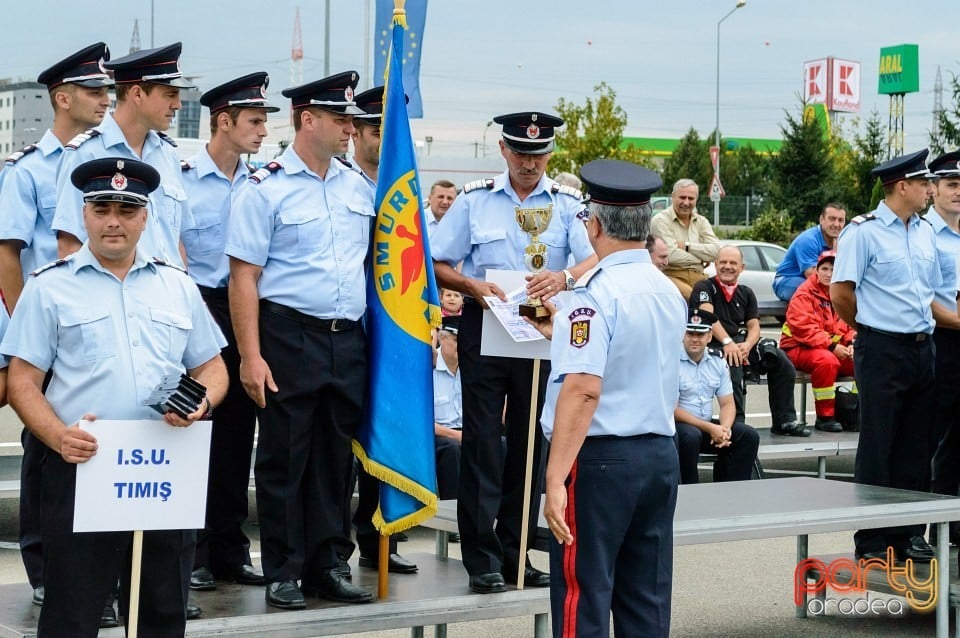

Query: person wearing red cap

[779,250,856,432]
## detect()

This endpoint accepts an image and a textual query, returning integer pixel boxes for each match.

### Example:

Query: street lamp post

[714,0,746,227]
[482,120,493,157]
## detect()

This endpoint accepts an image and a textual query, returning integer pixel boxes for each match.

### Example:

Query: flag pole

[128,530,144,637]
[516,359,541,590]
[377,533,390,598]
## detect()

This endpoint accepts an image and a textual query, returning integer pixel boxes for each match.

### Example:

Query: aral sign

[878,44,919,95]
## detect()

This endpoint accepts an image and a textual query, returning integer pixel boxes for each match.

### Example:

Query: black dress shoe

[359,552,419,574]
[814,417,842,433]
[190,566,216,591]
[899,536,935,562]
[469,572,507,594]
[100,603,119,629]
[335,553,352,580]
[302,569,373,603]
[230,564,265,586]
[186,603,203,620]
[32,586,44,606]
[771,421,812,437]
[265,580,306,610]
[855,548,889,561]
[504,565,550,587]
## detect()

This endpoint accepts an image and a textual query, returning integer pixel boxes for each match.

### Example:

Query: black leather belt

[859,325,928,343]
[260,299,358,332]
[197,285,228,300]
[587,433,667,441]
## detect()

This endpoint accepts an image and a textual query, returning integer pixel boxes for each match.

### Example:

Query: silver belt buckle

[330,318,347,332]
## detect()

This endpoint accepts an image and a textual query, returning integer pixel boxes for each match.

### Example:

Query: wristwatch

[721,337,733,346]
[562,269,576,291]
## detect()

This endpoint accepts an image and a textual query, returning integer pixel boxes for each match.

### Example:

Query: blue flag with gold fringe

[374,0,426,117]
[355,1,439,534]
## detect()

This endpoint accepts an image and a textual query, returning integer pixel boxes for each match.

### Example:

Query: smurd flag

[355,1,440,534]
[374,0,426,118]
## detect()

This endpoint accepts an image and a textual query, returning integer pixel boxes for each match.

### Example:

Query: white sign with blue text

[73,419,212,532]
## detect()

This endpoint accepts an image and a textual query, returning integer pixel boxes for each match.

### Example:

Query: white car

[704,240,788,320]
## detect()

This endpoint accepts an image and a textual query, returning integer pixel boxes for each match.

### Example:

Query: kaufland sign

[803,57,861,114]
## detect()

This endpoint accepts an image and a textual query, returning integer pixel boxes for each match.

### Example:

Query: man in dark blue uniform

[531,159,686,637]
[832,149,939,562]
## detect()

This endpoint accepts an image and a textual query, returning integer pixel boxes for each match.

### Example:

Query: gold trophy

[515,204,554,318]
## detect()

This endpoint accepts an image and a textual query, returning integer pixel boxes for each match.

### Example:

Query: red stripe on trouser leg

[561,460,579,638]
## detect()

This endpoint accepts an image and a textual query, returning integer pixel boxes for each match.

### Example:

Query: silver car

[704,240,788,320]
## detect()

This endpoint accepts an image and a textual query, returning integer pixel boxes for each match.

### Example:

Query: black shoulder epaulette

[5,144,39,164]
[850,213,876,225]
[65,129,101,150]
[156,131,177,147]
[249,161,283,184]
[334,156,353,169]
[29,258,69,277]
[573,266,602,289]
[180,159,192,171]
[707,347,724,358]
[152,257,188,274]
[462,178,494,193]
[550,183,584,200]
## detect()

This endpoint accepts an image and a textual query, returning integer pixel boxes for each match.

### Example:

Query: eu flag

[374,0,426,118]
[355,2,440,534]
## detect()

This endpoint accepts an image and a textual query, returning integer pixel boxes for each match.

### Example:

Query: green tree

[850,110,886,214]
[659,127,711,196]
[724,144,774,203]
[931,70,960,154]
[768,102,850,228]
[548,82,656,177]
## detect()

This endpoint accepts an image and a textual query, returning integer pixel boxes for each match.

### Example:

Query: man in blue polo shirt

[773,203,846,302]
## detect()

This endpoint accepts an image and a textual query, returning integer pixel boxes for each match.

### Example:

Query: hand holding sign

[59,413,98,464]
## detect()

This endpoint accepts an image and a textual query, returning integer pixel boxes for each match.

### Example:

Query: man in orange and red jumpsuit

[779,250,856,432]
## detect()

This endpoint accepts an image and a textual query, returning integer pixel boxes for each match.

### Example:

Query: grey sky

[2,0,956,156]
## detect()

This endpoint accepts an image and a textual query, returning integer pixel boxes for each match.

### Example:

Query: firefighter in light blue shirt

[674,307,759,484]
[1,157,227,638]
[532,159,685,638]
[52,43,195,267]
[226,71,376,610]
[925,151,960,543]
[430,111,597,594]
[181,72,279,593]
[831,149,940,563]
[0,42,113,608]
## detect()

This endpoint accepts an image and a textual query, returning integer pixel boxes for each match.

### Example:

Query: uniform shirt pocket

[874,250,907,284]
[469,227,508,271]
[183,207,224,256]
[59,307,116,362]
[149,307,193,360]
[347,203,375,246]
[277,209,324,251]
[39,192,57,225]
[159,183,187,232]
